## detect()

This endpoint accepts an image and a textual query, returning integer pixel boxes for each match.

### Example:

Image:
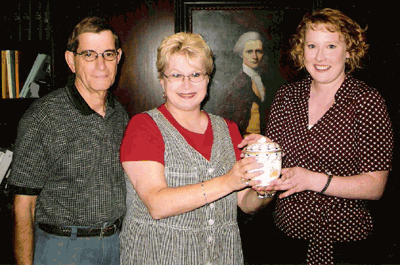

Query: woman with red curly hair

[244,8,394,264]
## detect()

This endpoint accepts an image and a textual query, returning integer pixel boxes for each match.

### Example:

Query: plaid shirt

[8,84,129,227]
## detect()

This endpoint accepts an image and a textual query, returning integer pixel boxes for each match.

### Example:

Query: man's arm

[13,194,37,265]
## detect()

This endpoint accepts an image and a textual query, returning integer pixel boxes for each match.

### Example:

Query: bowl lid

[244,137,281,152]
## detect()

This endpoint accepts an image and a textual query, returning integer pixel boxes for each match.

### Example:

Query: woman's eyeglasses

[163,72,207,83]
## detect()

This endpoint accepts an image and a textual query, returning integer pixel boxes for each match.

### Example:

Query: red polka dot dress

[265,75,394,264]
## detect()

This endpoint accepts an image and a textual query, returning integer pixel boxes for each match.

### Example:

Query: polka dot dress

[265,75,394,264]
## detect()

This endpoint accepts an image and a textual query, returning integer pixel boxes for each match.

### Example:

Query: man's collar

[242,63,260,79]
[67,84,115,116]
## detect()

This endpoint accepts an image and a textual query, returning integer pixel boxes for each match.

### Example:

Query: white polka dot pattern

[265,76,394,264]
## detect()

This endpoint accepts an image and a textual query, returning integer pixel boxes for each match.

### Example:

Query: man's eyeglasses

[163,72,207,83]
[75,50,119,62]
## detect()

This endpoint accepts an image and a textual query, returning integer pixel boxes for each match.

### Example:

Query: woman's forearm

[237,188,273,214]
[272,167,389,200]
[315,171,388,200]
[123,159,261,220]
[147,176,234,219]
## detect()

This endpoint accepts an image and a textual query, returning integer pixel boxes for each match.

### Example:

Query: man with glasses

[8,17,128,265]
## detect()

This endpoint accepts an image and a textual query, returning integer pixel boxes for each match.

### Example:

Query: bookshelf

[1,1,54,148]
[0,2,53,264]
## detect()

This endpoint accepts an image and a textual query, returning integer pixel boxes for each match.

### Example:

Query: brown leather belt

[38,219,120,238]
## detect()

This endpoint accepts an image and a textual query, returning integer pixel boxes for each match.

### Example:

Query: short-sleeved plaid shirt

[8,84,129,227]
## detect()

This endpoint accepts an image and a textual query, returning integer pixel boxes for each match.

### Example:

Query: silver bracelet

[257,192,276,199]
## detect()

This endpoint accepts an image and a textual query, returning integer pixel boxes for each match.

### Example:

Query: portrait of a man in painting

[218,31,278,136]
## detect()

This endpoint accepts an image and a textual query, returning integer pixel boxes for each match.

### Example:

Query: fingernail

[258,163,264,168]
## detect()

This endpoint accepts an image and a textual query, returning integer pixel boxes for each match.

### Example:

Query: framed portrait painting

[175,1,317,135]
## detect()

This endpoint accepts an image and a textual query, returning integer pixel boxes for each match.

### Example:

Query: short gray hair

[233,31,264,57]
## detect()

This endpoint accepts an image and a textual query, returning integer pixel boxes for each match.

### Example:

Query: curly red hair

[290,8,368,73]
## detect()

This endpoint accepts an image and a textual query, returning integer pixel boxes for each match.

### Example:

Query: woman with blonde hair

[119,32,273,264]
[244,8,394,264]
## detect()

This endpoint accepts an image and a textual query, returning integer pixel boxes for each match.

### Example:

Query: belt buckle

[100,223,117,239]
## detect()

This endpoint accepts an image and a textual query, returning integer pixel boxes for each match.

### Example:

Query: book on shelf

[1,51,7,99]
[15,50,20,98]
[20,2,31,42]
[6,50,17,98]
[0,149,13,185]
[20,53,51,98]
[1,50,20,99]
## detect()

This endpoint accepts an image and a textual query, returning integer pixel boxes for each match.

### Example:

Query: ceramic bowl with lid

[243,137,282,186]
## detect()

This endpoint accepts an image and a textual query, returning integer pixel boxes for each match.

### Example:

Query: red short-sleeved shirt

[120,104,243,164]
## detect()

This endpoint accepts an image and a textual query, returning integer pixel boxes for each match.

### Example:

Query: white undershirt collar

[243,64,265,101]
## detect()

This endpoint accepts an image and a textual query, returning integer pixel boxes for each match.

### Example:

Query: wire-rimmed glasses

[163,72,207,83]
[75,50,119,62]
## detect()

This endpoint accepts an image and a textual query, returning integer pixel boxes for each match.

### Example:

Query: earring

[163,92,167,100]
